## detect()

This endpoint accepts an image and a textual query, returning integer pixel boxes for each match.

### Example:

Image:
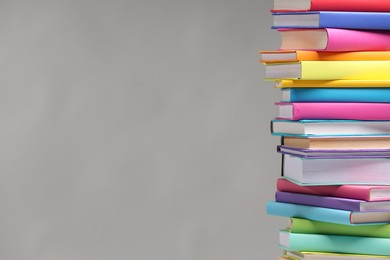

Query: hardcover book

[278,28,390,52]
[280,88,390,103]
[265,61,390,80]
[271,120,390,137]
[282,136,390,150]
[260,50,390,63]
[275,191,390,211]
[266,201,390,225]
[275,79,390,88]
[282,251,390,260]
[276,177,390,202]
[272,0,390,12]
[282,154,390,185]
[276,102,390,120]
[272,11,390,30]
[288,217,390,238]
[277,145,390,158]
[279,229,390,256]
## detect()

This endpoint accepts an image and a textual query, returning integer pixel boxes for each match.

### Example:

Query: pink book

[326,29,390,51]
[276,102,390,120]
[276,178,390,201]
[279,28,390,51]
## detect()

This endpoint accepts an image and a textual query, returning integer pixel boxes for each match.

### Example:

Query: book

[266,201,390,225]
[277,145,390,158]
[275,191,390,211]
[272,11,390,30]
[275,79,390,88]
[278,28,390,52]
[276,177,390,202]
[259,50,390,63]
[275,102,390,121]
[279,229,390,256]
[272,0,390,12]
[280,88,390,103]
[265,61,390,80]
[282,136,390,150]
[282,154,390,185]
[271,120,390,137]
[288,218,390,238]
[282,251,390,260]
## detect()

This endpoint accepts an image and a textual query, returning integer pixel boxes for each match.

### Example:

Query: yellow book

[283,251,390,260]
[265,61,390,80]
[274,79,390,88]
[259,50,390,63]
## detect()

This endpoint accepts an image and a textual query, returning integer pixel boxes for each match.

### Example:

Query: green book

[288,217,390,238]
[279,229,390,256]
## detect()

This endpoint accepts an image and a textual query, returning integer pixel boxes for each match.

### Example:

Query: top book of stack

[272,0,390,12]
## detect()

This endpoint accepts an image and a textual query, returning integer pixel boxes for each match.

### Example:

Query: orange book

[259,50,390,63]
[274,79,390,88]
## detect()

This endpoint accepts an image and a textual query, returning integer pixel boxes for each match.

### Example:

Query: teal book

[279,229,390,256]
[266,201,390,225]
[281,88,390,103]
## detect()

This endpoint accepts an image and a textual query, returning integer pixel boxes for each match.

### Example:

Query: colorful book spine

[279,230,390,256]
[272,0,390,12]
[288,217,390,238]
[275,79,390,88]
[275,102,390,120]
[272,11,390,30]
[275,191,390,212]
[276,177,390,201]
[279,28,390,52]
[281,88,390,103]
[260,50,390,63]
[266,201,390,225]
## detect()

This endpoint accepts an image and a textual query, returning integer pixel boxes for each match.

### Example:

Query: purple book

[277,145,390,159]
[275,191,390,212]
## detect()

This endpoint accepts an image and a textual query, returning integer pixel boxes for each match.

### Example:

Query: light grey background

[0,0,284,259]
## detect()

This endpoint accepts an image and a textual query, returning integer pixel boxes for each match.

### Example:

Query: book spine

[319,12,390,30]
[300,61,390,80]
[266,201,353,225]
[288,88,390,103]
[275,191,362,211]
[325,29,390,52]
[276,79,390,88]
[276,178,372,201]
[311,0,390,12]
[281,231,390,256]
[280,103,390,120]
[289,217,390,238]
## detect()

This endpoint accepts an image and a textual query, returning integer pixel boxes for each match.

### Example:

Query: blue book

[266,201,390,225]
[281,88,390,103]
[272,11,390,30]
[279,230,390,256]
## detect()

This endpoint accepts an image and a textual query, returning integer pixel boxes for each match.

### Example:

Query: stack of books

[260,0,390,259]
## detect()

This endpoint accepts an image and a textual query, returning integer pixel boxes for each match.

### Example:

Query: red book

[275,102,390,120]
[276,178,390,202]
[272,0,390,12]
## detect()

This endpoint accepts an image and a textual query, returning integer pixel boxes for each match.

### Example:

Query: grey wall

[0,0,285,259]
